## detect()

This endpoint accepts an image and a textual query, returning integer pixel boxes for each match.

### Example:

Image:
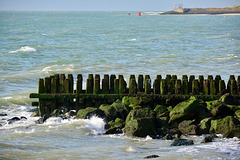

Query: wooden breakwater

[30,74,240,116]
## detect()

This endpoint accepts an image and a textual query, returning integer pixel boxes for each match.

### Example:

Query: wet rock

[197,118,212,135]
[169,96,200,123]
[235,109,240,119]
[51,109,63,117]
[202,135,214,143]
[206,100,233,117]
[219,93,239,105]
[223,127,240,138]
[64,110,76,118]
[161,133,180,140]
[75,107,105,119]
[171,138,194,146]
[7,117,21,124]
[0,113,7,116]
[31,110,40,117]
[105,118,124,134]
[35,114,49,124]
[122,96,152,108]
[210,116,239,136]
[124,117,156,137]
[125,108,155,124]
[178,120,197,135]
[143,155,159,159]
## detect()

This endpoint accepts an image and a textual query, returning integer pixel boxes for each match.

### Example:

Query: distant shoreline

[162,5,240,15]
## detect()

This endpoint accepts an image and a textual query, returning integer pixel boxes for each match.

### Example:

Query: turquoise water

[0,11,240,159]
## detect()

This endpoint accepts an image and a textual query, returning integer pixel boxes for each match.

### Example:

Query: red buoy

[138,12,141,16]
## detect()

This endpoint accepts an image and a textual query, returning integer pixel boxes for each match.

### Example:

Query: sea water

[0,11,240,159]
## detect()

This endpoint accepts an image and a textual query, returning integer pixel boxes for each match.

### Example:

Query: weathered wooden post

[59,74,66,93]
[208,75,213,81]
[94,76,101,94]
[160,79,168,95]
[38,78,45,116]
[76,74,83,94]
[230,79,237,95]
[110,74,116,94]
[227,75,235,93]
[45,77,51,93]
[166,74,171,93]
[138,75,144,92]
[210,80,217,95]
[182,79,188,95]
[169,79,175,94]
[198,75,204,93]
[86,74,94,94]
[238,76,240,95]
[68,74,74,93]
[175,79,182,94]
[114,79,119,94]
[39,78,45,93]
[145,78,151,94]
[102,78,109,94]
[182,75,188,82]
[119,77,126,94]
[192,79,200,95]
[189,75,195,94]
[215,75,221,94]
[203,80,210,95]
[219,80,226,95]
[153,79,160,94]
[129,78,137,94]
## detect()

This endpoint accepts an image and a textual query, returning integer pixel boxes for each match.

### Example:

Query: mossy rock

[75,107,105,119]
[197,117,212,135]
[223,127,240,138]
[170,138,194,146]
[105,118,125,134]
[219,93,239,105]
[235,109,240,119]
[125,108,155,124]
[206,100,233,117]
[99,100,129,121]
[124,117,156,137]
[178,120,197,135]
[122,96,152,108]
[154,105,168,118]
[210,116,239,136]
[169,96,200,123]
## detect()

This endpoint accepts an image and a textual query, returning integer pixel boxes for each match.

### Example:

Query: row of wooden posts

[31,74,240,116]
[37,74,240,96]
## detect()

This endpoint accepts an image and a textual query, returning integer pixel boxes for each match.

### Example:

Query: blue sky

[0,0,240,11]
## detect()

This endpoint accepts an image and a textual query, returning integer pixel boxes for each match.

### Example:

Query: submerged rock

[0,113,7,116]
[223,127,240,138]
[143,155,160,159]
[171,138,194,146]
[169,96,200,123]
[7,116,27,124]
[202,135,214,143]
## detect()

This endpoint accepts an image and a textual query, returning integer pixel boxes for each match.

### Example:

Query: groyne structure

[30,74,240,117]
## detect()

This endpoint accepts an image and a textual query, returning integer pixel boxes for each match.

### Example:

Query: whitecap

[128,38,136,41]
[82,115,106,135]
[9,46,36,53]
[125,146,137,152]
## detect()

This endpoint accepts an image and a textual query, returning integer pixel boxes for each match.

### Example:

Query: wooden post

[86,75,93,94]
[138,75,144,92]
[175,79,182,94]
[104,74,109,89]
[208,75,213,81]
[114,79,119,94]
[189,75,195,94]
[119,78,126,94]
[51,78,58,93]
[172,75,177,80]
[198,75,204,93]
[153,79,160,94]
[160,79,168,95]
[76,74,83,94]
[169,79,175,94]
[227,75,235,93]
[238,76,240,95]
[230,80,237,95]
[110,74,116,94]
[102,78,109,94]
[215,75,221,94]
[192,79,200,95]
[166,74,171,93]
[203,80,210,95]
[182,75,188,81]
[129,78,137,94]
[182,79,188,95]
[63,79,70,93]
[39,78,45,93]
[68,74,74,93]
[219,80,226,95]
[157,75,162,81]
[94,78,100,94]
[45,77,51,93]
[145,78,151,94]
[59,74,66,93]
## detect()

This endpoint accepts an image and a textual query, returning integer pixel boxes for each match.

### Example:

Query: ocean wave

[9,46,36,53]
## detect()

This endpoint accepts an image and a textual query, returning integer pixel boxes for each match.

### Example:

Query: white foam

[9,46,36,53]
[128,38,136,41]
[82,115,105,135]
[13,128,35,134]
[125,146,137,152]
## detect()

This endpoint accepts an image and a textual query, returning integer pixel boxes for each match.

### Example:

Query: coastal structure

[30,74,240,117]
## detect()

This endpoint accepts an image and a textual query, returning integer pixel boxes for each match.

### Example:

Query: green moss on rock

[75,107,105,119]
